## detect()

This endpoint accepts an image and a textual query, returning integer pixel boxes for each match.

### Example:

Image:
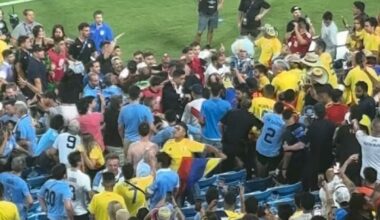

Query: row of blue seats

[194,170,274,201]
[181,197,296,220]
[28,212,47,220]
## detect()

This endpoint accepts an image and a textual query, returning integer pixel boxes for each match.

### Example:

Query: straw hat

[285,54,301,63]
[301,52,321,67]
[263,24,277,37]
[157,206,172,220]
[307,66,329,84]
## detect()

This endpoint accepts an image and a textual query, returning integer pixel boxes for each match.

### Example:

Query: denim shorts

[198,12,219,33]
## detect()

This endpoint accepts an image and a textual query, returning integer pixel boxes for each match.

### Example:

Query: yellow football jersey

[114,175,153,216]
[250,96,276,120]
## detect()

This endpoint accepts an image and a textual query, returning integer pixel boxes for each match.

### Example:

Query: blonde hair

[108,201,123,220]
[116,209,130,220]
[81,133,97,153]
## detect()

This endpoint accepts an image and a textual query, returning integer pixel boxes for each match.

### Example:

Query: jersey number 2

[264,128,276,144]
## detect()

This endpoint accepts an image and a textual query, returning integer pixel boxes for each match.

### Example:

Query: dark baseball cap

[191,84,203,95]
[290,6,302,13]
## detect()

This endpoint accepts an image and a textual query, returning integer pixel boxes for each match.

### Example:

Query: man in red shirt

[48,38,68,82]
[142,76,163,114]
[287,20,312,57]
[315,84,348,125]
[182,46,205,85]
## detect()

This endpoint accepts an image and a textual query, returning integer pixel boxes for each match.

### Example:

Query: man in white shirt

[0,49,15,82]
[181,84,206,140]
[48,120,81,165]
[354,118,380,180]
[321,11,338,59]
[92,154,123,192]
[67,151,91,219]
[204,52,230,82]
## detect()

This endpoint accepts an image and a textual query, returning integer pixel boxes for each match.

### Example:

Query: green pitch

[1,0,379,58]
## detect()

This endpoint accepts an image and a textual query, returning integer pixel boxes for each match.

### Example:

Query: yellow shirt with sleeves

[258,74,270,90]
[89,144,105,168]
[88,191,126,220]
[255,36,282,67]
[320,53,338,89]
[162,138,205,171]
[0,201,20,220]
[295,89,306,113]
[0,40,9,63]
[363,32,380,52]
[250,96,275,120]
[114,175,153,216]
[327,69,338,88]
[78,144,105,169]
[224,210,245,220]
[347,29,364,51]
[344,66,378,104]
[288,68,302,81]
[320,52,332,70]
[376,26,380,37]
[272,70,300,95]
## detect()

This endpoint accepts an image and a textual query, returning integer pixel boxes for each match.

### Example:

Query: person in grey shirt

[11,9,41,41]
[321,11,338,59]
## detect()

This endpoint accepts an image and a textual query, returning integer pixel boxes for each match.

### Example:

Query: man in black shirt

[19,45,48,99]
[356,81,376,120]
[194,0,224,47]
[162,69,187,117]
[281,109,308,184]
[285,6,315,41]
[15,36,32,80]
[305,103,335,190]
[334,105,362,185]
[220,98,263,178]
[69,22,96,65]
[238,0,271,38]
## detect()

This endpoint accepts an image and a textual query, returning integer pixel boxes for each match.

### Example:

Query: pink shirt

[78,112,105,150]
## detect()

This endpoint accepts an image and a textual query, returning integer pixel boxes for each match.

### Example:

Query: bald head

[272,59,289,75]
[15,101,28,116]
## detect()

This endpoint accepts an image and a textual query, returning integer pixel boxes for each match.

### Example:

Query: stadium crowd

[0,0,379,220]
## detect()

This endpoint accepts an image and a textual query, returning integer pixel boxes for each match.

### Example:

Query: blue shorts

[198,12,219,33]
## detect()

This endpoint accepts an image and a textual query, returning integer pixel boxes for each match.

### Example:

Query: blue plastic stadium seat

[311,190,321,203]
[30,188,40,200]
[28,201,41,213]
[244,189,273,203]
[269,182,302,197]
[244,176,274,193]
[218,170,246,185]
[193,175,218,200]
[197,175,218,189]
[22,167,47,179]
[267,197,295,208]
[266,198,296,215]
[181,206,197,220]
[27,175,49,190]
[27,212,47,220]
